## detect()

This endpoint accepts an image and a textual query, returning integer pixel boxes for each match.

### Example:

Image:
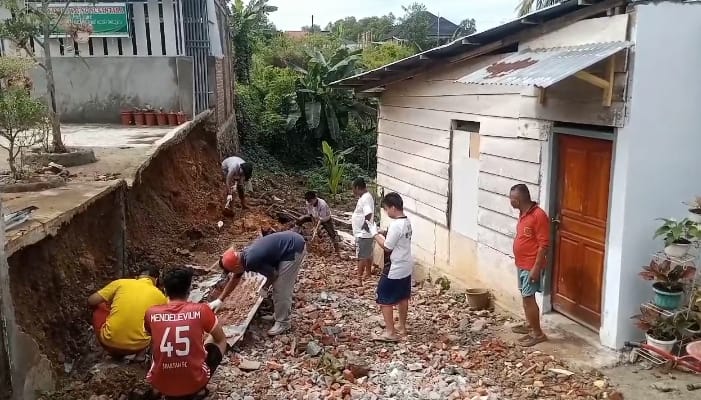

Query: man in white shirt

[367,192,412,342]
[221,156,253,209]
[351,178,375,286]
[296,191,340,254]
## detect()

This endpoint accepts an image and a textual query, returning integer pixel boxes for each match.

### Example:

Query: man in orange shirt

[509,184,550,347]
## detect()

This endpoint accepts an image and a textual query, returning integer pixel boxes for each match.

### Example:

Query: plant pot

[683,324,701,337]
[119,110,133,125]
[167,112,178,125]
[664,242,690,258]
[645,332,677,353]
[133,112,146,126]
[465,288,490,310]
[156,112,168,126]
[144,112,157,126]
[689,209,701,223]
[652,282,684,310]
[176,112,187,125]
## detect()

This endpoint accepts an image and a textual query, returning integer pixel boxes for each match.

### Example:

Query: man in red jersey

[145,266,228,400]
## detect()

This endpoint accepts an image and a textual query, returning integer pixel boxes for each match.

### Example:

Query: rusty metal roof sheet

[456,41,632,88]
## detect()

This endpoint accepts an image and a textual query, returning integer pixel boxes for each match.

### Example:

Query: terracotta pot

[120,110,133,125]
[176,112,187,125]
[167,112,178,125]
[144,112,157,126]
[133,111,146,126]
[156,112,168,126]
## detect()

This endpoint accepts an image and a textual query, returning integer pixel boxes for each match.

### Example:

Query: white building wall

[602,1,701,348]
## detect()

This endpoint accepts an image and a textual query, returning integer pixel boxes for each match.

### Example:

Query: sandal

[520,335,547,347]
[372,333,399,343]
[511,324,530,335]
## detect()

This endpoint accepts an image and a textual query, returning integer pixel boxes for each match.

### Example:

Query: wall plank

[385,79,523,97]
[92,38,106,56]
[377,158,449,196]
[120,37,134,56]
[133,3,149,55]
[480,154,541,184]
[147,0,163,56]
[478,208,517,237]
[478,190,519,218]
[480,136,541,163]
[378,134,450,163]
[479,172,540,198]
[381,93,523,119]
[377,146,449,179]
[106,38,120,55]
[377,173,448,212]
[162,0,177,55]
[378,119,451,148]
[477,225,515,257]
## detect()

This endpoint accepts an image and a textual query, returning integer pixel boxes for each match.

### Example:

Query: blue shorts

[517,268,543,297]
[376,275,412,305]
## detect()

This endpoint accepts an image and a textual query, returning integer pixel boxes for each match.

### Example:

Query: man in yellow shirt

[88,265,167,360]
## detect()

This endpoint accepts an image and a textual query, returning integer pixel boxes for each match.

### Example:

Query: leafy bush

[321,141,354,198]
[361,42,414,70]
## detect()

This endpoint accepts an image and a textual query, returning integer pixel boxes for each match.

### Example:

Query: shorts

[376,274,412,305]
[356,238,374,260]
[517,267,543,297]
[161,343,223,400]
[91,303,146,357]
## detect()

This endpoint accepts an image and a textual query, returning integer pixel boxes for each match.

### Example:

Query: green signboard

[47,2,130,38]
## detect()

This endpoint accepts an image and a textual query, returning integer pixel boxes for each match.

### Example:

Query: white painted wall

[450,129,479,240]
[602,1,701,348]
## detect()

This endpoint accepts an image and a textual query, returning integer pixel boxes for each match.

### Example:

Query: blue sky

[268,0,519,32]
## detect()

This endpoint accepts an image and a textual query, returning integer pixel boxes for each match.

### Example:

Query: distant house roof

[332,0,627,92]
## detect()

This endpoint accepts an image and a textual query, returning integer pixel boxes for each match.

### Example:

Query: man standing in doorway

[509,184,550,347]
[351,178,375,286]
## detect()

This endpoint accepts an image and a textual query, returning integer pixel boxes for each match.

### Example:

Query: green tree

[396,2,433,51]
[287,48,376,142]
[301,24,322,33]
[361,42,414,69]
[326,15,396,43]
[0,0,72,153]
[452,18,477,40]
[516,0,560,16]
[232,0,278,83]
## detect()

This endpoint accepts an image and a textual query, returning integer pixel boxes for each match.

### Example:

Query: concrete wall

[31,57,194,123]
[601,1,701,348]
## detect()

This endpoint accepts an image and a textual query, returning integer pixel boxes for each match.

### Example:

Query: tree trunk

[42,4,67,154]
[7,141,17,179]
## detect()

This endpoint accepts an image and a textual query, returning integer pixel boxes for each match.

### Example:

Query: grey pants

[272,249,307,325]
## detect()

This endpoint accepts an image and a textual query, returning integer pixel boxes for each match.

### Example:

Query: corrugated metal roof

[456,41,631,88]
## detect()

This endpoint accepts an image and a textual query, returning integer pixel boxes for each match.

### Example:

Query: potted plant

[176,111,188,125]
[640,259,696,310]
[654,218,700,257]
[685,196,701,223]
[143,105,157,126]
[167,111,178,125]
[133,108,146,126]
[120,109,133,125]
[675,312,701,337]
[156,108,168,126]
[632,308,678,352]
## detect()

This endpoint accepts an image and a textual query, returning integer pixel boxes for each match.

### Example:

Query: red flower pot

[133,111,146,126]
[120,110,133,125]
[156,112,168,126]
[144,112,157,126]
[176,112,187,125]
[167,112,178,125]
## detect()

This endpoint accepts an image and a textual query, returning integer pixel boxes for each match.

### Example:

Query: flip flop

[520,335,547,347]
[511,324,530,334]
[372,333,399,343]
[517,334,533,342]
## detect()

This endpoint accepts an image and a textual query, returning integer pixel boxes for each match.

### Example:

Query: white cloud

[268,0,518,32]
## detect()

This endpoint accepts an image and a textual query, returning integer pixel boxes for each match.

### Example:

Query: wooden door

[552,134,612,329]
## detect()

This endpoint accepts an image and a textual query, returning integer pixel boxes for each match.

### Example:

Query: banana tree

[516,0,561,16]
[286,47,376,142]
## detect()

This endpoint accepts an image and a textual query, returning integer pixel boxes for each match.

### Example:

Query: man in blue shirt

[209,231,307,336]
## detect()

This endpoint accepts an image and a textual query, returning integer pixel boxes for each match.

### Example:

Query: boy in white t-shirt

[367,192,412,342]
[351,178,375,286]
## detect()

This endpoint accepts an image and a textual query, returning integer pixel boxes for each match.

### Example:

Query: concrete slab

[1,181,124,256]
[61,124,175,148]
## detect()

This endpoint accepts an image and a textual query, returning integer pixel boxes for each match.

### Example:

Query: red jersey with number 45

[145,301,217,397]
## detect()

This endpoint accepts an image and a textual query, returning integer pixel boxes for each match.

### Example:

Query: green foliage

[321,141,354,197]
[396,2,433,51]
[0,57,35,80]
[325,15,396,42]
[452,18,477,40]
[0,88,47,177]
[232,0,278,83]
[516,0,560,17]
[361,42,414,70]
[654,218,701,246]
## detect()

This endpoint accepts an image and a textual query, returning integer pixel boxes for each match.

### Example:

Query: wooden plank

[480,136,541,163]
[162,0,177,55]
[378,146,449,179]
[401,196,448,226]
[478,172,539,199]
[381,93,523,119]
[385,76,522,97]
[378,118,450,148]
[521,94,626,128]
[147,0,163,56]
[574,70,609,89]
[133,2,149,55]
[105,38,120,55]
[377,158,449,196]
[478,190,519,219]
[477,225,514,257]
[480,154,541,184]
[520,14,629,50]
[377,173,448,212]
[92,37,106,56]
[478,207,517,238]
[378,134,449,163]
